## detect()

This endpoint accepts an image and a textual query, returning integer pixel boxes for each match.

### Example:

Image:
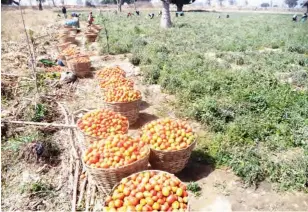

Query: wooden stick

[57,103,79,159]
[72,160,80,212]
[77,176,88,208]
[90,185,96,207]
[85,181,91,212]
[3,120,76,128]
[18,1,39,103]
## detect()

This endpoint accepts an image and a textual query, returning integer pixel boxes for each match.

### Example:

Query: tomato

[162,187,170,197]
[166,195,177,204]
[172,201,180,209]
[128,197,139,206]
[152,202,161,210]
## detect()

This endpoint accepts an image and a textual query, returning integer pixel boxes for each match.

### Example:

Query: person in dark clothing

[292,14,298,22]
[55,59,65,67]
[62,6,67,19]
[148,13,154,19]
[301,13,307,22]
[136,11,140,16]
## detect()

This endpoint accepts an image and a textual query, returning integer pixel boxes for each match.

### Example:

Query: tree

[285,0,298,8]
[117,0,123,12]
[161,0,172,28]
[245,0,248,6]
[76,0,84,5]
[218,0,224,6]
[51,0,56,6]
[207,0,211,5]
[229,0,235,5]
[170,0,195,12]
[260,2,269,7]
[303,1,308,12]
[36,0,44,10]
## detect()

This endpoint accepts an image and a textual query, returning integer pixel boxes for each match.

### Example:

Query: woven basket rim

[102,97,142,105]
[57,42,72,47]
[141,118,197,153]
[85,33,98,36]
[103,169,191,210]
[84,145,150,171]
[150,138,197,154]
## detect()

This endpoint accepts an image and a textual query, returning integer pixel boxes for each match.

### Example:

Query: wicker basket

[67,55,91,77]
[59,29,70,35]
[67,28,77,35]
[149,140,197,174]
[84,147,150,195]
[59,34,76,44]
[85,33,98,42]
[92,24,103,31]
[57,42,72,52]
[103,170,191,211]
[103,98,141,125]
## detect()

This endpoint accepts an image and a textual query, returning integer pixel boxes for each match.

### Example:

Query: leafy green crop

[95,12,308,191]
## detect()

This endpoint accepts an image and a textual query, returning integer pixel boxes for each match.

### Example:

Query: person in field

[62,6,67,19]
[136,11,140,16]
[292,14,298,22]
[148,13,154,19]
[88,12,94,27]
[127,12,133,18]
[301,13,307,22]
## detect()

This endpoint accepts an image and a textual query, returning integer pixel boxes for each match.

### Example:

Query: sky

[19,0,307,8]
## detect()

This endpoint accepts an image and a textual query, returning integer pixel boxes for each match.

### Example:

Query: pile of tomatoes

[140,118,195,151]
[103,87,142,103]
[77,109,129,139]
[100,76,134,90]
[104,171,189,212]
[61,46,79,57]
[96,66,126,79]
[83,134,149,169]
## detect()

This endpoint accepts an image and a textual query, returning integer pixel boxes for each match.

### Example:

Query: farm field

[96,11,308,190]
[1,8,308,212]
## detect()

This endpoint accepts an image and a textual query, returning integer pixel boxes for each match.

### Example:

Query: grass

[187,182,202,197]
[94,12,308,190]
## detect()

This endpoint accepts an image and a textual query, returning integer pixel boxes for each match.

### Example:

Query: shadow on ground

[140,100,151,110]
[130,112,158,129]
[176,149,215,182]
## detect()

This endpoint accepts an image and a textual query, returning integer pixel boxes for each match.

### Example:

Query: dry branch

[57,103,79,159]
[2,120,76,128]
[72,160,80,212]
[77,176,88,208]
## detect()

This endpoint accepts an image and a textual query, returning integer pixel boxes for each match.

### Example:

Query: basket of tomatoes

[140,118,196,174]
[77,109,129,148]
[83,134,150,195]
[103,170,190,212]
[67,55,91,78]
[58,33,76,44]
[85,32,98,42]
[102,87,142,125]
[57,42,72,52]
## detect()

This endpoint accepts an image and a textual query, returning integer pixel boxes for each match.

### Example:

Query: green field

[95,12,308,191]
